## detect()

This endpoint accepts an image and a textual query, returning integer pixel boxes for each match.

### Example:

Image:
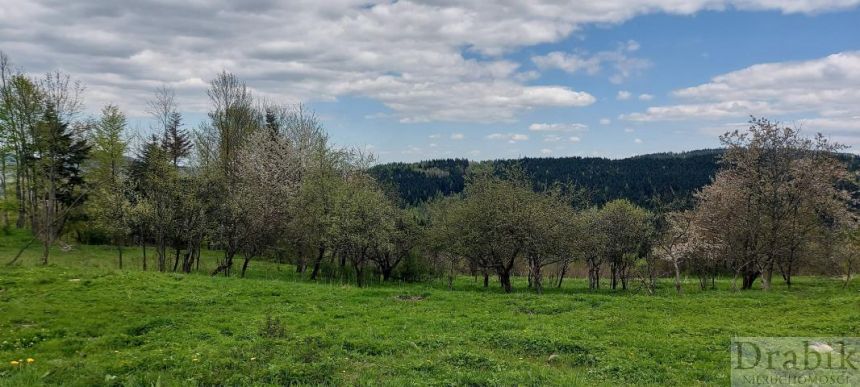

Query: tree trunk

[241,256,251,278]
[761,261,773,291]
[557,262,568,288]
[483,271,489,288]
[610,263,617,290]
[499,271,513,293]
[673,260,682,294]
[355,264,364,287]
[741,271,759,290]
[382,266,393,281]
[142,241,147,271]
[310,245,325,280]
[172,247,180,272]
[41,197,53,266]
[532,262,543,294]
[211,252,234,276]
[117,244,123,270]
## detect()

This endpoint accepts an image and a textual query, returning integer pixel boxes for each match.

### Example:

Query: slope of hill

[370,150,723,208]
[371,150,860,209]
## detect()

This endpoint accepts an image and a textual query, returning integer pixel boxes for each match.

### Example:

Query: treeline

[1,51,857,292]
[372,149,860,210]
[424,120,859,294]
[371,152,723,208]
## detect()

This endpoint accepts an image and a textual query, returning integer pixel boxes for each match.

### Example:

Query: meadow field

[1,231,858,386]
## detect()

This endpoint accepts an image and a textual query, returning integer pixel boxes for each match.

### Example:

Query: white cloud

[511,134,529,142]
[487,133,529,143]
[638,93,654,101]
[428,134,440,139]
[401,145,423,155]
[599,118,611,125]
[3,1,857,123]
[532,40,650,83]
[617,90,632,100]
[450,133,465,140]
[624,127,635,133]
[528,122,588,132]
[569,136,582,143]
[540,148,553,155]
[543,135,563,142]
[634,138,643,144]
[623,52,860,135]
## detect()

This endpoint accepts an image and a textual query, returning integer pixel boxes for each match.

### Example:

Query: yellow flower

[250,357,256,361]
[26,358,34,364]
[9,360,19,366]
[192,358,199,362]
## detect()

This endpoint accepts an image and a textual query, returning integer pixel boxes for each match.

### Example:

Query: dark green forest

[371,150,860,210]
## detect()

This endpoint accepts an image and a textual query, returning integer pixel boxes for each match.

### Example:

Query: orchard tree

[232,129,302,277]
[200,71,260,276]
[329,173,395,287]
[690,117,853,290]
[371,209,420,281]
[654,211,694,294]
[599,199,651,290]
[448,167,533,293]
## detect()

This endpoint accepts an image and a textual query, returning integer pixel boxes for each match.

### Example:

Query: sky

[2,1,860,163]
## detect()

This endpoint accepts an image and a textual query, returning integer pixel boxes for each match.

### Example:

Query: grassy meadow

[1,230,858,386]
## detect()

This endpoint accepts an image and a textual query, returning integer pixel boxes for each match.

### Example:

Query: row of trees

[1,52,419,283]
[424,118,858,294]
[1,50,857,292]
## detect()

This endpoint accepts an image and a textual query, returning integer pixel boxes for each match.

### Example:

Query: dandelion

[192,358,199,362]
[250,357,256,361]
[26,358,34,364]
[9,360,19,366]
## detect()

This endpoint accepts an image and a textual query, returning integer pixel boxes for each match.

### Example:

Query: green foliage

[33,104,90,206]
[87,105,130,248]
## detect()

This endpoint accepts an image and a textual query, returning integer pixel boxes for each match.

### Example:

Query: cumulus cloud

[528,122,588,132]
[638,93,654,101]
[2,0,857,122]
[623,52,860,135]
[450,133,465,140]
[617,90,632,100]
[532,40,650,83]
[600,118,611,125]
[487,133,529,143]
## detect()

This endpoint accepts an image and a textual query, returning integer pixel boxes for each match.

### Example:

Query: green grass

[0,229,858,386]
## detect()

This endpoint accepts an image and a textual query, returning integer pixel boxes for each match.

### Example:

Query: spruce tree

[160,111,191,167]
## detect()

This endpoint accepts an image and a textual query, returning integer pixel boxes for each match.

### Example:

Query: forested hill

[370,149,860,209]
[370,150,723,208]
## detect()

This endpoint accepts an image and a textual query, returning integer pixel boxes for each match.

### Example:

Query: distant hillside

[370,149,859,209]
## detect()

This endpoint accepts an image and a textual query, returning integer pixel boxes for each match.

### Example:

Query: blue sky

[314,9,860,162]
[3,1,860,163]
